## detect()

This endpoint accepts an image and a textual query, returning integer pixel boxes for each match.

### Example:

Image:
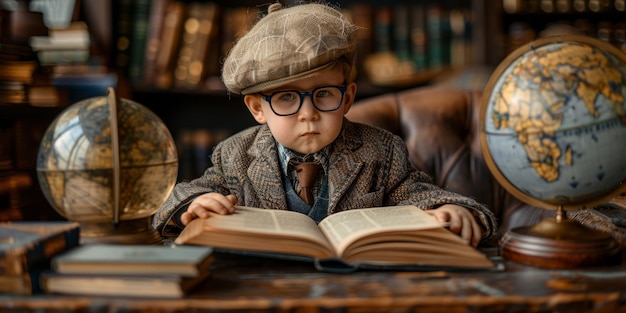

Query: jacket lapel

[327,120,364,213]
[246,126,288,209]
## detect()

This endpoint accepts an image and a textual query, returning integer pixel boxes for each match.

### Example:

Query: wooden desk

[2,252,626,313]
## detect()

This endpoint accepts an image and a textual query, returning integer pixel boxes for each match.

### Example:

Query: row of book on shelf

[115,0,475,90]
[506,19,626,55]
[503,0,626,13]
[0,221,214,297]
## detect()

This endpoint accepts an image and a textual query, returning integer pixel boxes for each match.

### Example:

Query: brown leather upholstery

[347,86,551,237]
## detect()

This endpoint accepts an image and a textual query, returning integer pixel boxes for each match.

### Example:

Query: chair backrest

[346,86,548,236]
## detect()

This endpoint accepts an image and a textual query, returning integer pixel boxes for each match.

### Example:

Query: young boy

[152,2,497,247]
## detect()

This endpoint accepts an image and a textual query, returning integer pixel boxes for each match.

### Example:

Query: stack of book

[29,21,91,67]
[41,244,214,298]
[0,221,80,295]
[0,60,36,104]
[28,21,115,106]
[24,21,95,107]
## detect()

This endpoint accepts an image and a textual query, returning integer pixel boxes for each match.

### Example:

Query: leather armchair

[346,85,552,238]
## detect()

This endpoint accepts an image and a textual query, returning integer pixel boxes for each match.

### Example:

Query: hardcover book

[153,1,186,89]
[175,205,495,272]
[111,0,134,75]
[0,267,44,295]
[0,221,80,276]
[41,271,210,298]
[142,0,171,83]
[126,0,151,82]
[51,244,214,276]
[172,1,220,89]
[410,4,428,70]
[426,4,451,69]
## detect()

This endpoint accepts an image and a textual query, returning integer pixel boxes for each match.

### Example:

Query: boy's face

[244,67,357,155]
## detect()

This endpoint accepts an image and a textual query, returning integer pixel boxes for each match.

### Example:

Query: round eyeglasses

[260,86,347,116]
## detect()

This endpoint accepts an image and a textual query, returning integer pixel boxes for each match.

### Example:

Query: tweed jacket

[152,119,497,239]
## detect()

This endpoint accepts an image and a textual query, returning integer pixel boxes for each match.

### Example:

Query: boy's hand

[181,193,237,226]
[427,204,482,247]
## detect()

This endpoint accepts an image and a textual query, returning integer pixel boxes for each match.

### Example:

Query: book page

[176,206,334,257]
[219,206,326,239]
[339,229,494,268]
[318,205,444,256]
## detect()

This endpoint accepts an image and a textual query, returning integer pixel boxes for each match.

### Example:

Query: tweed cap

[222,2,358,95]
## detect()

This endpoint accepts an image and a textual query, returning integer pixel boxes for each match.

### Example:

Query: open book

[175,205,495,272]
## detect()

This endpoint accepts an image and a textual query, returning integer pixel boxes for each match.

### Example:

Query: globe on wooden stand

[36,88,178,244]
[480,35,626,268]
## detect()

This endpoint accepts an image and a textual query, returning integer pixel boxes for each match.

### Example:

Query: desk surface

[3,252,626,313]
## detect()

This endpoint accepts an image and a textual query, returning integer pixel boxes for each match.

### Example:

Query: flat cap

[221,2,358,95]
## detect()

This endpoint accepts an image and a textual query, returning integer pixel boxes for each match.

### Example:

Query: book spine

[0,273,32,295]
[173,2,220,89]
[426,4,451,69]
[554,0,571,12]
[588,0,612,12]
[507,22,535,54]
[0,266,46,295]
[409,4,428,70]
[111,0,134,76]
[393,4,410,62]
[449,9,471,68]
[523,0,541,12]
[154,1,186,89]
[200,3,221,82]
[373,6,392,53]
[0,224,79,276]
[142,0,171,85]
[127,0,152,83]
[572,0,587,12]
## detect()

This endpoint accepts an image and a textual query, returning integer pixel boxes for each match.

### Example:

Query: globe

[481,35,626,211]
[480,35,626,268]
[36,88,178,244]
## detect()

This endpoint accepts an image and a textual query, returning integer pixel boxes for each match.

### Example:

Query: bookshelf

[2,0,624,219]
[112,0,479,180]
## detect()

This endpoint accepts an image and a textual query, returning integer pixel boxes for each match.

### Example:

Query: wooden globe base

[501,212,621,268]
[78,216,162,245]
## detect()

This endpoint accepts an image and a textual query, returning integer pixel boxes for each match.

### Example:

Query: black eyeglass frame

[259,85,347,116]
